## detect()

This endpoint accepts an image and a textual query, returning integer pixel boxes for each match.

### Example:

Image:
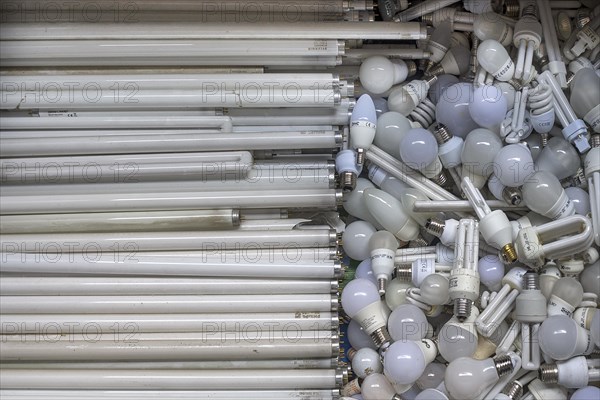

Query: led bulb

[565,187,591,215]
[478,255,505,292]
[535,137,581,180]
[444,355,515,400]
[341,278,391,348]
[384,339,437,385]
[342,220,377,261]
[416,362,446,390]
[438,308,480,362]
[343,178,382,228]
[428,74,459,105]
[493,144,535,188]
[356,259,377,285]
[388,77,436,117]
[364,188,420,242]
[426,21,453,65]
[539,315,595,360]
[547,277,584,317]
[397,187,437,227]
[540,356,600,388]
[352,347,383,379]
[385,279,413,311]
[473,12,514,46]
[368,165,409,197]
[347,319,377,351]
[571,387,600,400]
[399,128,439,171]
[580,261,600,298]
[369,230,399,294]
[336,149,362,192]
[387,304,429,342]
[428,45,471,76]
[373,96,389,118]
[360,56,410,95]
[361,373,400,400]
[477,39,515,82]
[419,273,450,306]
[414,389,449,400]
[468,84,508,130]
[522,171,575,219]
[436,83,480,139]
[374,111,413,160]
[351,94,378,165]
[570,67,600,132]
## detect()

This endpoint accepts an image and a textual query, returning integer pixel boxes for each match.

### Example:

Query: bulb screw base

[494,354,515,377]
[503,0,520,18]
[501,243,518,264]
[356,148,366,167]
[392,395,403,400]
[433,124,452,144]
[540,133,549,147]
[339,172,357,193]
[454,298,473,322]
[425,217,445,237]
[370,326,392,349]
[409,236,430,248]
[431,171,449,187]
[539,363,559,383]
[502,381,524,400]
[591,134,600,148]
[502,187,522,206]
[524,272,540,291]
[426,64,444,77]
[377,277,387,296]
[396,266,413,282]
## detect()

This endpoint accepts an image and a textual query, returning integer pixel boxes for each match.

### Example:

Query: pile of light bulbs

[338,1,600,399]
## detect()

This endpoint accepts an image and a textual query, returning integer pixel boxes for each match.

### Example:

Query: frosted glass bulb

[368,165,409,197]
[477,39,515,81]
[414,389,448,400]
[351,94,378,161]
[428,74,459,105]
[473,12,513,46]
[461,128,504,186]
[445,356,514,400]
[522,171,575,219]
[373,96,389,118]
[478,255,505,292]
[570,68,600,132]
[385,279,413,311]
[427,21,453,64]
[539,315,594,360]
[547,277,584,317]
[419,273,450,306]
[399,128,439,171]
[468,84,507,129]
[369,230,399,294]
[591,309,600,348]
[347,319,377,350]
[342,221,377,261]
[398,188,437,227]
[361,373,398,400]
[495,81,516,110]
[571,386,600,400]
[364,188,420,241]
[374,111,413,160]
[565,187,591,215]
[438,310,479,362]
[436,83,480,138]
[352,347,383,379]
[429,45,471,76]
[388,78,435,117]
[416,362,446,390]
[387,304,429,341]
[343,178,382,227]
[384,340,436,385]
[580,261,599,298]
[493,144,534,187]
[356,259,377,285]
[360,56,410,95]
[535,137,581,180]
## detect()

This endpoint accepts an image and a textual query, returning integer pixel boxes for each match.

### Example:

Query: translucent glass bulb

[461,128,504,186]
[571,386,600,400]
[342,220,377,261]
[419,273,450,305]
[433,45,471,76]
[347,319,377,350]
[535,137,581,180]
[361,373,397,400]
[374,111,413,160]
[428,74,459,105]
[438,310,479,362]
[360,56,410,95]
[539,315,594,360]
[399,128,439,171]
[352,347,383,379]
[477,39,515,81]
[478,255,505,292]
[428,21,453,63]
[356,259,377,285]
[468,84,507,129]
[385,279,413,311]
[343,178,382,227]
[364,188,420,241]
[445,356,511,400]
[565,186,591,215]
[416,362,446,390]
[493,144,534,187]
[351,94,378,152]
[384,340,434,385]
[473,12,513,46]
[570,68,600,132]
[580,261,599,298]
[369,230,399,293]
[388,304,429,341]
[436,82,480,138]
[522,171,575,219]
[341,278,382,317]
[547,277,584,317]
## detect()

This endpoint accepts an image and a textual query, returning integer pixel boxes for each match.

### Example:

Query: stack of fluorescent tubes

[0,0,434,398]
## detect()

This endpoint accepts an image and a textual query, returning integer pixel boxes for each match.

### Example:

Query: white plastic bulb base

[530,108,555,134]
[583,104,600,133]
[562,119,591,153]
[336,149,361,192]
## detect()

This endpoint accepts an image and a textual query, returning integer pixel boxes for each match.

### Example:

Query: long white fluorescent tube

[0,313,338,334]
[226,99,351,125]
[345,47,432,60]
[0,210,239,233]
[0,294,338,314]
[0,277,337,295]
[0,229,336,252]
[412,200,529,212]
[0,189,341,214]
[0,130,341,157]
[0,128,225,139]
[0,115,233,131]
[0,250,340,278]
[0,22,426,40]
[0,390,338,400]
[0,40,343,67]
[0,369,342,390]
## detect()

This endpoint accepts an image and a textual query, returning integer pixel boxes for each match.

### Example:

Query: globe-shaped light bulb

[399,128,439,172]
[469,84,507,129]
